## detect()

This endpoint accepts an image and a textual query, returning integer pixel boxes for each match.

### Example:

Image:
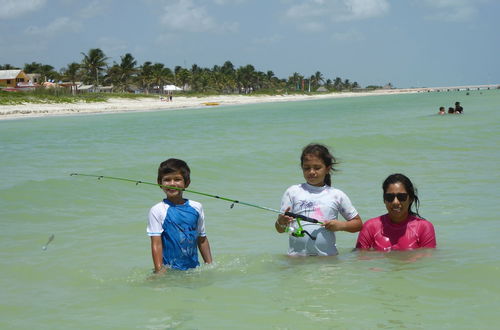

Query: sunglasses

[384,193,409,202]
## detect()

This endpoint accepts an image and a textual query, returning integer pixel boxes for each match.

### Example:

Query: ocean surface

[1,90,499,329]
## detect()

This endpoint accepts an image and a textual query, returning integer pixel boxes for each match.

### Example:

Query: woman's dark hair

[382,173,421,217]
[157,158,191,184]
[300,143,338,186]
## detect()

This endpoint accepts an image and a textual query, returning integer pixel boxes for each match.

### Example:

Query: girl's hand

[275,207,293,233]
[321,219,345,232]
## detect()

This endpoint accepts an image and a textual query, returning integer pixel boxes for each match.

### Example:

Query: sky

[0,0,499,88]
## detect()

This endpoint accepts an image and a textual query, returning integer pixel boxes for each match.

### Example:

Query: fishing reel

[286,220,316,240]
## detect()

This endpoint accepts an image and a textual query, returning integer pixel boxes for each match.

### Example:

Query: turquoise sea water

[1,90,499,329]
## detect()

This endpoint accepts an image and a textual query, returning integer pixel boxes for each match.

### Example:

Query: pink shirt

[356,214,436,251]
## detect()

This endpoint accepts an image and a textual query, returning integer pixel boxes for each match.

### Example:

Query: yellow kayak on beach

[203,102,220,106]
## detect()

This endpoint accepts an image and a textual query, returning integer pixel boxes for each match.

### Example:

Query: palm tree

[0,64,19,70]
[288,72,303,91]
[61,62,80,94]
[80,48,108,86]
[138,61,153,93]
[150,63,173,94]
[117,53,137,91]
[333,77,343,91]
[236,64,257,93]
[23,62,59,82]
[313,71,324,89]
[175,68,191,91]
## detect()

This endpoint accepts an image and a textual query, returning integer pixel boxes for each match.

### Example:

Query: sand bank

[0,89,416,120]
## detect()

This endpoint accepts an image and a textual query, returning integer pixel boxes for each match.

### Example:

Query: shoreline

[0,89,417,120]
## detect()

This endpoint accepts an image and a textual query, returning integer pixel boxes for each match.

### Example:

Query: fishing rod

[70,173,321,224]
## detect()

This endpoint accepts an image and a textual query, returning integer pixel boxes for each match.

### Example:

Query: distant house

[316,86,328,92]
[26,73,41,84]
[0,70,29,88]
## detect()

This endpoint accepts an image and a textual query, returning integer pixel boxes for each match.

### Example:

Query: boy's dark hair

[157,158,191,184]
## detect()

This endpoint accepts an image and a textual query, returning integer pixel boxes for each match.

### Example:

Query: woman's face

[384,182,412,223]
[301,154,330,187]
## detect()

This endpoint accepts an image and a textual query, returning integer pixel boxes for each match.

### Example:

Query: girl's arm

[322,214,363,233]
[197,236,213,264]
[150,236,165,273]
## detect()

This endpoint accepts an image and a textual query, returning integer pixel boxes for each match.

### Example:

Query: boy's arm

[197,236,212,264]
[150,236,165,273]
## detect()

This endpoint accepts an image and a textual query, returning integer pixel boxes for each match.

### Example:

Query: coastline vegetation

[1,48,372,105]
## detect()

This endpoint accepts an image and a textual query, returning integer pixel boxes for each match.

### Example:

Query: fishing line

[70,173,320,224]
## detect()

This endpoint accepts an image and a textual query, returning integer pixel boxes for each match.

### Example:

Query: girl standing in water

[275,143,362,256]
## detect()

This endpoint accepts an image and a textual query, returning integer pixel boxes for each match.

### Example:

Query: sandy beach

[0,89,416,120]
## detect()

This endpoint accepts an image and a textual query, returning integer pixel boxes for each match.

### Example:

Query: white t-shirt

[280,183,358,256]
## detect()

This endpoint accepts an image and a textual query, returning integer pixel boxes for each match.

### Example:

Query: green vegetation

[1,48,363,103]
[0,89,155,105]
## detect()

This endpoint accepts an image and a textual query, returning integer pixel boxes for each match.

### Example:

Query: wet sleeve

[355,222,373,249]
[280,187,294,213]
[419,221,436,248]
[196,205,206,237]
[147,204,164,236]
[338,191,358,220]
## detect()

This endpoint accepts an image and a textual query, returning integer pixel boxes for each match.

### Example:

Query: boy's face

[159,171,189,201]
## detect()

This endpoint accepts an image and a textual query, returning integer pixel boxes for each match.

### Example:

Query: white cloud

[0,0,46,19]
[25,17,81,36]
[285,0,389,32]
[79,0,111,19]
[160,0,238,33]
[422,0,478,22]
[213,0,246,4]
[340,0,390,21]
[285,0,327,19]
[161,0,216,32]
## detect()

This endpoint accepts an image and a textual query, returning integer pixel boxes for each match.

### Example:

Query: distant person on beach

[355,173,436,251]
[455,102,464,114]
[147,158,212,274]
[448,107,455,114]
[438,107,446,115]
[275,143,362,256]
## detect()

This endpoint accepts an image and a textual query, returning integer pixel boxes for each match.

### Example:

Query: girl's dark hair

[300,143,338,186]
[382,173,421,217]
[157,158,191,184]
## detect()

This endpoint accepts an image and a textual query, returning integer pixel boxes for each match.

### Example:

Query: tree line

[1,48,361,94]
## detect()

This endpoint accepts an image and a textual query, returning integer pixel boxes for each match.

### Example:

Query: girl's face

[301,154,331,187]
[383,182,412,223]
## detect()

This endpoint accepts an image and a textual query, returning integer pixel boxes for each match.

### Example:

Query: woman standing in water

[356,173,436,251]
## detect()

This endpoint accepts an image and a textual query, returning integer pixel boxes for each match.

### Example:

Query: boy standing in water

[147,158,212,273]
